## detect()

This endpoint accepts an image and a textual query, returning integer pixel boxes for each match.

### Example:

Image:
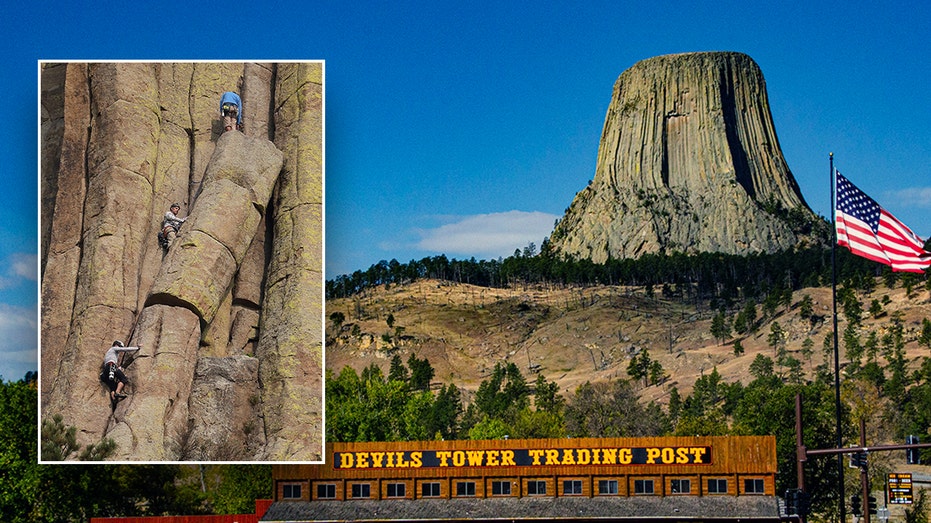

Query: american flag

[835,172,930,273]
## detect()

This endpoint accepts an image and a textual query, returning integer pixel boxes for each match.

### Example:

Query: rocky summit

[40,63,323,461]
[549,52,825,263]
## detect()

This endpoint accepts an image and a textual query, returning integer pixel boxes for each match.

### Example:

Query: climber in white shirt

[100,340,140,402]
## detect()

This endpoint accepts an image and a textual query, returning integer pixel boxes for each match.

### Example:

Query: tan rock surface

[186,355,262,461]
[40,63,90,397]
[40,62,323,461]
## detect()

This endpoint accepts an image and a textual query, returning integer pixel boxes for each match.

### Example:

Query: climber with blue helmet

[220,91,243,132]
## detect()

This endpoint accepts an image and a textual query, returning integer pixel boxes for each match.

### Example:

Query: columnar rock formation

[40,62,323,461]
[549,52,823,262]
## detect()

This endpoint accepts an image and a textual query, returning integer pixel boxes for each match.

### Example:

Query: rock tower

[549,52,823,262]
[40,62,323,461]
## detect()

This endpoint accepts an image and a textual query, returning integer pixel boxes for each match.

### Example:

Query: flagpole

[830,152,845,522]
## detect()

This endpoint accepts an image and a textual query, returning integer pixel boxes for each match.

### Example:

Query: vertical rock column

[136,64,196,316]
[40,64,89,402]
[188,63,244,205]
[106,131,283,461]
[43,63,161,445]
[242,63,274,140]
[257,62,324,461]
[202,62,275,356]
[40,63,66,266]
[188,63,251,357]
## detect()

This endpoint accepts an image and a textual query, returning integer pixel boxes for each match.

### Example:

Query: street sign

[887,472,913,504]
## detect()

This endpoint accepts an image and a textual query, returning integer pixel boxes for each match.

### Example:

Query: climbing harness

[158,225,179,249]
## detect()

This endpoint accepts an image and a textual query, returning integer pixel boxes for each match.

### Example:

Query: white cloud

[416,210,558,259]
[0,252,38,290]
[10,253,37,281]
[0,303,38,382]
[885,187,931,209]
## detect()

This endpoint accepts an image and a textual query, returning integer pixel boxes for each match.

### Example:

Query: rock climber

[160,202,186,249]
[100,340,141,402]
[220,91,243,132]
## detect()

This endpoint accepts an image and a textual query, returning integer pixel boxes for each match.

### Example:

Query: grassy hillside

[326,278,931,404]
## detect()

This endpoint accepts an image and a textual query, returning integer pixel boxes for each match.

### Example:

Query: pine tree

[767,322,785,355]
[388,354,409,384]
[844,322,863,369]
[919,318,931,349]
[799,294,813,319]
[743,302,758,332]
[733,339,745,357]
[801,337,814,368]
[710,312,731,344]
[408,353,435,391]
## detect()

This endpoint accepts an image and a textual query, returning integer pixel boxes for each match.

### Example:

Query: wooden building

[262,436,787,522]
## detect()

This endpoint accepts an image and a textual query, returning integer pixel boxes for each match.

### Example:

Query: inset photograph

[39,61,324,462]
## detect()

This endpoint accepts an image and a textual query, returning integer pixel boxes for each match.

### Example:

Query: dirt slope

[326,279,931,404]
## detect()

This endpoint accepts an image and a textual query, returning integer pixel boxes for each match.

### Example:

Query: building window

[491,481,511,496]
[744,478,765,494]
[421,482,441,498]
[386,483,406,498]
[527,480,546,495]
[456,482,476,497]
[282,483,302,500]
[351,483,371,499]
[598,480,618,495]
[708,479,728,494]
[671,479,691,494]
[316,483,335,499]
[563,480,583,495]
[634,479,654,495]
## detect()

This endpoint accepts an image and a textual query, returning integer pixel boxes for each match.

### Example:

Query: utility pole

[793,394,808,523]
[858,417,870,523]
[795,394,806,494]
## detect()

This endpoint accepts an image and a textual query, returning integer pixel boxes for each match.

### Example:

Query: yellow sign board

[888,472,913,505]
[335,446,712,470]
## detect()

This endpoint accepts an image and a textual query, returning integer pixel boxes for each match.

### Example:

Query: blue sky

[5,1,931,379]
